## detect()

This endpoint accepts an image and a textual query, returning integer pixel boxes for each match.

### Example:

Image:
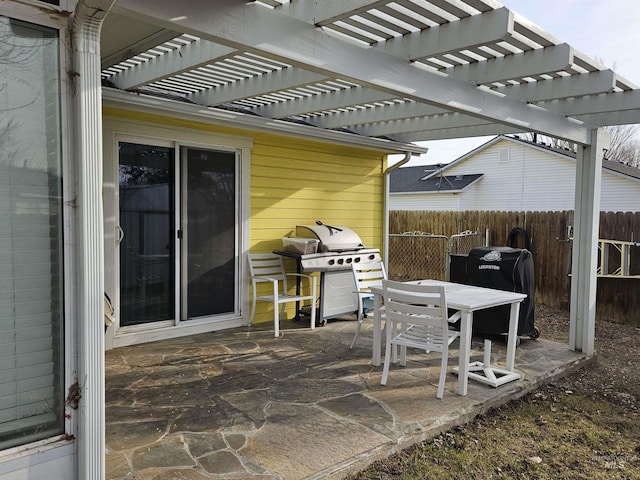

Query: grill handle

[315,220,343,234]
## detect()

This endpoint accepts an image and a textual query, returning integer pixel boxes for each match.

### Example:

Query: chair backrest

[248,253,288,289]
[352,261,387,293]
[382,280,448,330]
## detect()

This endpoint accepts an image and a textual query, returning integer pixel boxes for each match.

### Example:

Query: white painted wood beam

[103,87,427,154]
[569,128,609,356]
[190,67,328,106]
[386,123,523,142]
[101,28,178,70]
[112,0,594,144]
[351,111,491,136]
[254,86,399,118]
[267,72,630,133]
[111,38,236,90]
[493,71,617,103]
[281,0,388,25]
[446,44,574,86]
[576,110,640,128]
[309,100,446,128]
[381,7,513,60]
[309,76,631,130]
[544,89,640,117]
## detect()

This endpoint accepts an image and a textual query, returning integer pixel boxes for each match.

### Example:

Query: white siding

[600,172,640,212]
[521,145,576,210]
[443,140,578,211]
[393,138,640,212]
[389,192,460,211]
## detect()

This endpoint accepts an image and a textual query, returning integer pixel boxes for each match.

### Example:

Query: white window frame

[0,2,77,474]
[103,118,252,349]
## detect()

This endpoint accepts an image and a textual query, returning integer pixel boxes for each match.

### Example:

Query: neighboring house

[390,136,640,212]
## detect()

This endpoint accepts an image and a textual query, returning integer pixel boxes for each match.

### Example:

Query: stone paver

[106,317,589,479]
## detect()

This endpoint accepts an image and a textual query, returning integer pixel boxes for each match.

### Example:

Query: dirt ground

[348,304,640,479]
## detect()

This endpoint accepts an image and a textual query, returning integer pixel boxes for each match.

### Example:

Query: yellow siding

[249,135,385,325]
[104,107,387,326]
[250,133,385,251]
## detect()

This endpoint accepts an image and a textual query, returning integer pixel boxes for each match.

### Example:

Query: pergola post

[72,1,115,479]
[569,127,610,355]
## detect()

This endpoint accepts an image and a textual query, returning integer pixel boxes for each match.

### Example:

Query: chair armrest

[287,273,315,281]
[252,276,278,284]
[447,311,461,324]
[353,290,375,299]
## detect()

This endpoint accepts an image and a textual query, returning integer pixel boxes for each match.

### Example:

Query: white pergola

[89,0,640,359]
[69,1,640,477]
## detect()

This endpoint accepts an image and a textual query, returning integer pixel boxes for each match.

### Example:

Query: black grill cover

[457,246,535,336]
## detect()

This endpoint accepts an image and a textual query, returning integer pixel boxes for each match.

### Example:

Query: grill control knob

[354,257,361,263]
[328,259,335,265]
[346,258,352,263]
[337,258,344,264]
[367,254,375,260]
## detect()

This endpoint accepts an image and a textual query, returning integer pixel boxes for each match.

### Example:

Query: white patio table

[370,280,527,396]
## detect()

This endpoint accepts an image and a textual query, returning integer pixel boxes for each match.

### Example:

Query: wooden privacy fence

[388,210,640,327]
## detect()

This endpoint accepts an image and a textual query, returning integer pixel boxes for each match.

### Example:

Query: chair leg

[249,293,257,325]
[381,321,395,385]
[436,347,448,399]
[309,300,316,330]
[380,339,393,385]
[273,304,280,338]
[349,313,363,349]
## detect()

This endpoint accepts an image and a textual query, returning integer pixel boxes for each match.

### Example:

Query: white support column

[569,127,609,355]
[72,1,115,479]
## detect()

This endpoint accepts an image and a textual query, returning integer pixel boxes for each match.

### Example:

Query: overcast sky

[400,0,640,166]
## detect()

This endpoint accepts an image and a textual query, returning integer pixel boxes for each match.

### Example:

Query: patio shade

[99,0,640,149]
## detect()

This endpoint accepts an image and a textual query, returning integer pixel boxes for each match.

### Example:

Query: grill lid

[296,222,364,252]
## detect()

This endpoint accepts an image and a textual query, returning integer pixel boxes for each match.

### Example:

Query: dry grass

[348,304,640,480]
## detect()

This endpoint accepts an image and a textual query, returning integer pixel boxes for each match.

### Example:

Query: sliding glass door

[184,147,237,318]
[118,143,175,326]
[118,141,238,327]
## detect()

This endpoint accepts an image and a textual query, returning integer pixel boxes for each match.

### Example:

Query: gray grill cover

[296,224,364,252]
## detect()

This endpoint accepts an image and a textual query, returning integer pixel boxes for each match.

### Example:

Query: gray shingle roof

[390,166,482,193]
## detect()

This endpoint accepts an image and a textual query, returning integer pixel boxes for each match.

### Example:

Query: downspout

[71,1,115,479]
[383,152,414,271]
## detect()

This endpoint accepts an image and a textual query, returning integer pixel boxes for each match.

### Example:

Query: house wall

[392,138,640,212]
[600,171,640,212]
[388,192,459,211]
[445,139,578,211]
[249,132,386,324]
[103,108,386,329]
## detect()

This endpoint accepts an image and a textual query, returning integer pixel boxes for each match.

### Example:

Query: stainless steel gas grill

[275,222,381,325]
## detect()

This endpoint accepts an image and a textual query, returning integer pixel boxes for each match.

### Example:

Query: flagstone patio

[105,316,590,480]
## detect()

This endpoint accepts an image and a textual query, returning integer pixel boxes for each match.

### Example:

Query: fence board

[389,210,640,327]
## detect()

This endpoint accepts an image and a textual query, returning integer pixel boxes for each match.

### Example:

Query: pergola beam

[111,39,237,90]
[254,86,399,118]
[191,68,328,106]
[112,0,594,145]
[445,44,574,85]
[382,7,513,60]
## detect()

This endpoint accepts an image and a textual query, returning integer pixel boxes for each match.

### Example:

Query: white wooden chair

[380,280,460,399]
[350,261,387,349]
[248,253,317,337]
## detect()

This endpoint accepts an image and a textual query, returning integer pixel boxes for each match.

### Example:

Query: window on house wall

[499,148,510,163]
[0,16,64,450]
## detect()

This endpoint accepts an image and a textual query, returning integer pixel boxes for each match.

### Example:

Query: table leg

[457,310,472,396]
[506,301,521,371]
[372,292,382,366]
